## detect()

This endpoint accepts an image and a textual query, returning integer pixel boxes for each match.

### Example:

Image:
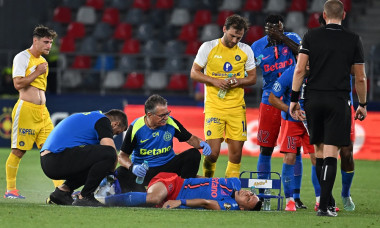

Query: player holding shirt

[269,65,321,211]
[104,172,262,211]
[116,94,211,193]
[191,14,256,178]
[250,14,302,205]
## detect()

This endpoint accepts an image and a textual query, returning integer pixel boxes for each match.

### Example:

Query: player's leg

[309,152,321,211]
[5,148,26,199]
[293,149,305,209]
[256,103,281,181]
[38,107,65,188]
[282,152,296,211]
[340,142,355,211]
[203,112,224,177]
[224,112,246,178]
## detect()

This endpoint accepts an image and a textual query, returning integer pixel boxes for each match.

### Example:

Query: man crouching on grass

[99,172,262,211]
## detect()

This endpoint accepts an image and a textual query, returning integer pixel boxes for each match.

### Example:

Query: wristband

[290,90,300,102]
[180,199,186,206]
[359,101,368,107]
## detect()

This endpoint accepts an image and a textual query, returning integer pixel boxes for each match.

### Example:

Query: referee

[289,0,367,217]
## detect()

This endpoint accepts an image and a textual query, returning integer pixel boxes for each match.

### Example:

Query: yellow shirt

[12,49,49,91]
[194,39,256,114]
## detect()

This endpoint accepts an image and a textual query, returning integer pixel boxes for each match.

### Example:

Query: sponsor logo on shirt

[211,178,219,198]
[212,72,241,77]
[206,117,221,125]
[214,55,222,58]
[139,145,172,156]
[140,138,149,143]
[223,62,233,72]
[263,59,293,72]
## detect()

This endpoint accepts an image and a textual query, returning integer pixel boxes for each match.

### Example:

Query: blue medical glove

[132,164,147,177]
[200,141,211,156]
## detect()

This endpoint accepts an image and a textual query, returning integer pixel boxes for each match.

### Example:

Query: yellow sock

[225,161,241,178]
[203,158,216,177]
[52,179,65,188]
[6,153,21,191]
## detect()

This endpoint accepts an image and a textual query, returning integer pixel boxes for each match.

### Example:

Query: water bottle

[135,160,149,184]
[217,73,233,99]
[263,189,271,211]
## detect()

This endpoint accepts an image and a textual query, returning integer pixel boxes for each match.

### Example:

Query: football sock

[315,158,324,184]
[282,163,294,198]
[52,180,65,188]
[293,154,302,199]
[319,157,337,211]
[225,161,241,178]
[341,170,354,197]
[257,154,271,179]
[105,192,147,207]
[6,153,21,191]
[311,165,321,197]
[203,158,216,178]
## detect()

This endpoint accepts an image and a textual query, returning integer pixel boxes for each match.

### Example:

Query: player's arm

[268,92,288,112]
[230,68,256,88]
[163,199,221,210]
[13,62,48,90]
[118,125,135,170]
[289,53,308,119]
[353,63,367,121]
[95,117,117,168]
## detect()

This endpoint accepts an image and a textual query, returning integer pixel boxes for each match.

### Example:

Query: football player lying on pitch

[100,172,262,211]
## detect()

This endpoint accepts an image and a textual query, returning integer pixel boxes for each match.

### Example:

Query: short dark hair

[265,14,284,25]
[145,94,167,114]
[33,25,57,39]
[324,0,344,20]
[224,14,250,33]
[104,109,128,128]
[250,200,262,211]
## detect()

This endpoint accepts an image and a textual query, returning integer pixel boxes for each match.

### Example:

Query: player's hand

[200,141,211,156]
[289,102,302,120]
[213,78,231,90]
[132,164,147,177]
[229,77,240,88]
[163,200,181,209]
[265,23,284,43]
[355,106,367,121]
[35,62,48,75]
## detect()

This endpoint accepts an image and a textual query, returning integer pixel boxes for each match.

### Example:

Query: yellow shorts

[204,111,247,141]
[11,100,53,150]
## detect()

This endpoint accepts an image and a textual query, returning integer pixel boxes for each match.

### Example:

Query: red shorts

[279,119,314,154]
[350,105,355,142]
[147,172,184,207]
[257,103,282,147]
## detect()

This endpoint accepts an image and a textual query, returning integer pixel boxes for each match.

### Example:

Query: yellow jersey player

[190,15,257,178]
[4,25,64,199]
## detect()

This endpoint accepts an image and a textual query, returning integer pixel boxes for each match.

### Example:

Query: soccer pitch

[0,148,379,228]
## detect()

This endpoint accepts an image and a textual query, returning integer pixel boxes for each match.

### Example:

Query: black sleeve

[299,31,310,55]
[94,117,113,140]
[353,35,365,64]
[120,124,136,155]
[172,117,192,142]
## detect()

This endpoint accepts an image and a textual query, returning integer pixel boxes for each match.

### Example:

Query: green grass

[0,148,379,228]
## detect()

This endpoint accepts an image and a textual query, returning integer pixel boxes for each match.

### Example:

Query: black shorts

[304,91,351,146]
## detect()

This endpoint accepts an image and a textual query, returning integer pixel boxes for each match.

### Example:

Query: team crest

[224,203,232,210]
[281,47,289,56]
[273,81,282,92]
[207,130,211,136]
[235,55,241,61]
[163,131,172,141]
[19,141,25,147]
[168,183,173,192]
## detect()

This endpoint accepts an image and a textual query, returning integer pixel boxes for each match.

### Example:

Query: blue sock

[341,170,354,197]
[293,154,302,199]
[105,192,147,207]
[282,163,295,198]
[257,154,271,179]
[311,165,321,197]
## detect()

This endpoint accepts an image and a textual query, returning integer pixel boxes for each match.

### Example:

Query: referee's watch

[359,101,368,107]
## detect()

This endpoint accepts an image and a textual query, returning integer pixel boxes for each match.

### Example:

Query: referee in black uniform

[289,0,367,217]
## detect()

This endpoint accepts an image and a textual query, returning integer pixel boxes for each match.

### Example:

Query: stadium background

[0,0,379,160]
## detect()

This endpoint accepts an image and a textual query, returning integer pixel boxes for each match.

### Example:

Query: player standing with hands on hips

[289,0,367,217]
[191,14,256,178]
